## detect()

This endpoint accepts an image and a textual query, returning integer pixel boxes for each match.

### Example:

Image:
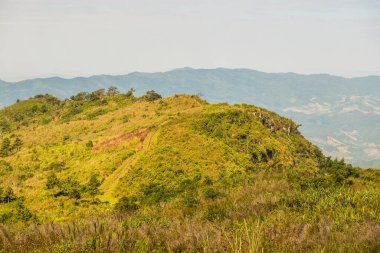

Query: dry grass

[0,94,379,252]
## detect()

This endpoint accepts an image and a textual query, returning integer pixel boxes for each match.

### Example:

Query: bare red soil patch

[93,128,149,151]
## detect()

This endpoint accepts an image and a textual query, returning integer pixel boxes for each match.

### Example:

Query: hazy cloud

[0,0,379,81]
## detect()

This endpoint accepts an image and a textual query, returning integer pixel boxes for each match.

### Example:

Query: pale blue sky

[0,0,379,81]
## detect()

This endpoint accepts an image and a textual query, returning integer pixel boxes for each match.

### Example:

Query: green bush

[114,196,139,212]
[46,172,59,190]
[46,162,68,172]
[86,109,107,120]
[86,140,94,148]
[181,192,199,207]
[204,187,221,200]
[57,177,83,199]
[0,159,13,172]
[0,201,37,224]
[86,175,101,201]
[143,90,162,102]
[0,186,17,203]
[141,183,170,204]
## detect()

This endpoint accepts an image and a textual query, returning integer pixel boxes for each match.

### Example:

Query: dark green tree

[0,138,11,156]
[1,186,17,203]
[46,172,59,190]
[0,120,11,133]
[86,175,101,202]
[114,196,139,212]
[86,140,94,148]
[12,137,23,152]
[125,88,135,98]
[40,104,48,113]
[15,201,37,222]
[70,92,89,101]
[107,86,119,96]
[58,177,82,199]
[89,89,106,101]
[143,90,162,101]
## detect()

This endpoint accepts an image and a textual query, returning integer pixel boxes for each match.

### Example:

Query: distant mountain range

[0,67,379,167]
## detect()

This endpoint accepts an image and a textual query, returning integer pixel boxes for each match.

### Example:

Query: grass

[1,168,379,252]
[0,90,379,252]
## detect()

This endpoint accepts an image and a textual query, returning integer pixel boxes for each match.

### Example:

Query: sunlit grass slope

[0,89,379,252]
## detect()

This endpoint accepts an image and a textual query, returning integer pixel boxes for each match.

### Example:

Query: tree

[47,162,67,172]
[15,201,36,222]
[86,175,101,202]
[114,196,139,212]
[46,172,59,190]
[12,137,23,152]
[31,105,39,113]
[0,120,11,133]
[0,160,13,172]
[58,177,82,199]
[1,186,17,203]
[107,86,119,96]
[71,92,89,101]
[0,138,11,156]
[125,88,135,98]
[89,89,106,101]
[143,90,162,102]
[86,140,94,148]
[40,104,48,113]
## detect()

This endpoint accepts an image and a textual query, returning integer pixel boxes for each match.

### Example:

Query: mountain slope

[0,92,379,252]
[0,92,321,220]
[1,68,379,167]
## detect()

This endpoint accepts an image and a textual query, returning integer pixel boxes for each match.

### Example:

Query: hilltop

[0,89,379,252]
[1,68,379,167]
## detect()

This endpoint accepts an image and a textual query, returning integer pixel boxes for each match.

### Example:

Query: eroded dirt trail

[100,126,161,203]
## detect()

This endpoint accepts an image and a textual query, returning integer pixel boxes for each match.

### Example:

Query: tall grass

[1,170,379,253]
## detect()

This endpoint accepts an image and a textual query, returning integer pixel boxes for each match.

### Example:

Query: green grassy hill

[0,89,379,252]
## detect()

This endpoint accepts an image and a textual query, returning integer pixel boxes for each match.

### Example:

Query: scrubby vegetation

[0,89,379,252]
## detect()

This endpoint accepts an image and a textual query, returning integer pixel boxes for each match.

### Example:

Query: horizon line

[1,67,380,83]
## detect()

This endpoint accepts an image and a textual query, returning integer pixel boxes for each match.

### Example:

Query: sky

[0,0,379,82]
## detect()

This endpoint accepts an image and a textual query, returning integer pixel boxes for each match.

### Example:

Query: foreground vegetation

[0,88,379,252]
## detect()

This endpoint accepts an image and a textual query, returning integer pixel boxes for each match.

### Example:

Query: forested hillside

[0,88,379,252]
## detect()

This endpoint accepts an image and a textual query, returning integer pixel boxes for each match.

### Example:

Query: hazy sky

[0,0,379,81]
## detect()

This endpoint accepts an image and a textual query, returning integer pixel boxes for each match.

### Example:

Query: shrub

[107,86,120,96]
[0,186,17,203]
[114,196,139,212]
[204,187,221,200]
[141,183,170,204]
[320,157,359,184]
[18,172,34,182]
[45,162,68,172]
[0,201,37,223]
[89,89,106,101]
[181,192,199,207]
[122,115,129,123]
[14,201,37,222]
[143,90,162,102]
[86,109,107,120]
[0,160,13,172]
[61,106,83,120]
[125,88,135,98]
[71,92,89,101]
[86,175,101,201]
[0,120,11,133]
[86,140,94,148]
[0,137,11,156]
[46,172,59,190]
[57,177,83,199]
